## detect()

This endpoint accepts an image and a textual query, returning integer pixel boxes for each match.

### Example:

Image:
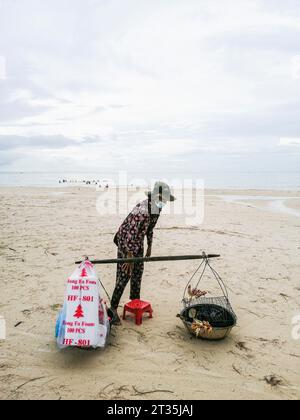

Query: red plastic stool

[123,299,153,326]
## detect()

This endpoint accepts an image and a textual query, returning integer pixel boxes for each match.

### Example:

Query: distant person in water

[110,182,176,324]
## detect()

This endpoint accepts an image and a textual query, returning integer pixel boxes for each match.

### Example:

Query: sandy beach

[0,186,299,400]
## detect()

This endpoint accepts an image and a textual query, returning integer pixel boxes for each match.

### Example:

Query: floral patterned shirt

[114,199,161,256]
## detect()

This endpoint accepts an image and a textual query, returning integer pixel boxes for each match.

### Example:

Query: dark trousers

[111,248,144,309]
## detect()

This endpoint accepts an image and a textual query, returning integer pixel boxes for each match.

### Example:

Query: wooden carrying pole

[75,254,220,265]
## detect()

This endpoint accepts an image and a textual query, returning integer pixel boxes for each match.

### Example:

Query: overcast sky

[0,0,300,174]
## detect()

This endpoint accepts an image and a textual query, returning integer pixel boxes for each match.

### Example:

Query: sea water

[0,171,300,190]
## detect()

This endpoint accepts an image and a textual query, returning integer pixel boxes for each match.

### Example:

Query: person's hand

[145,245,152,258]
[123,251,134,277]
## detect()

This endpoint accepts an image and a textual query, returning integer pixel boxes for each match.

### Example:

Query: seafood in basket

[178,256,237,341]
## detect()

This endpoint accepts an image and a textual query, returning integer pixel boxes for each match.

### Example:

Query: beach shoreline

[1,186,300,218]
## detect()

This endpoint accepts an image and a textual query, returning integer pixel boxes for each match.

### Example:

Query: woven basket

[179,297,237,341]
[179,257,237,341]
[182,320,234,341]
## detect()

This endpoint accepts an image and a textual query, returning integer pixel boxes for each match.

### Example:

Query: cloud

[0,0,300,172]
[0,55,6,80]
[0,134,78,151]
[0,89,52,123]
[279,137,300,147]
[143,139,199,155]
[0,134,109,152]
[291,55,300,79]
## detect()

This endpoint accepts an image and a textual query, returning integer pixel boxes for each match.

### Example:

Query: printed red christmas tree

[73,304,84,319]
[81,268,88,277]
[85,261,93,269]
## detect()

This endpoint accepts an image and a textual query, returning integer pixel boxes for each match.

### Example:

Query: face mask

[155,200,166,209]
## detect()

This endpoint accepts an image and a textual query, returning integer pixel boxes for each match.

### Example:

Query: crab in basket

[187,285,208,299]
[191,320,213,337]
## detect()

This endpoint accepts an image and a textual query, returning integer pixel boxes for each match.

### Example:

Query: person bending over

[110,181,176,323]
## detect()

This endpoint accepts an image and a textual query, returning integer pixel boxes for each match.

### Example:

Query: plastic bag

[56,260,109,349]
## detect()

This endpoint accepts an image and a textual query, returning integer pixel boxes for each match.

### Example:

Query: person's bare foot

[110,308,121,326]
